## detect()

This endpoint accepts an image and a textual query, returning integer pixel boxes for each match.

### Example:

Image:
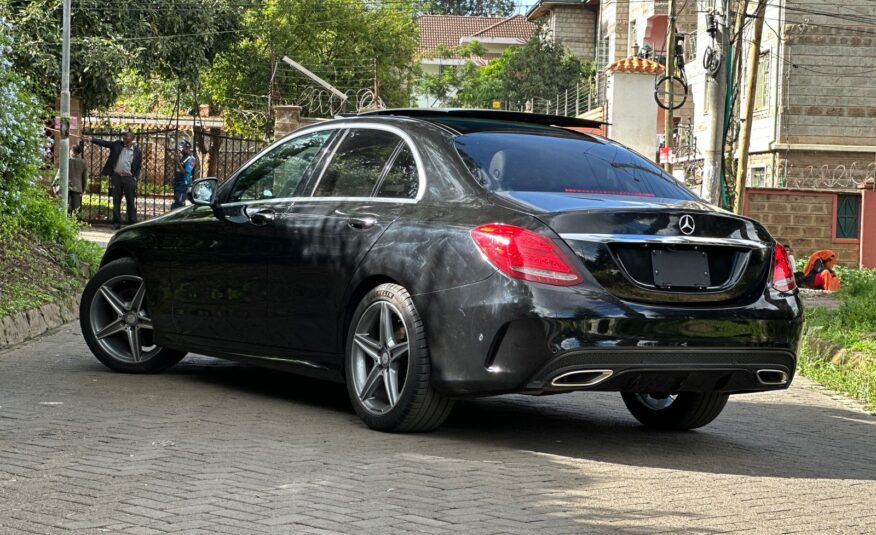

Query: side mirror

[190,177,219,206]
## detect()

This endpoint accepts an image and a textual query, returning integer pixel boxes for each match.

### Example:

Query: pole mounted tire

[621,392,729,430]
[345,283,454,432]
[80,258,186,373]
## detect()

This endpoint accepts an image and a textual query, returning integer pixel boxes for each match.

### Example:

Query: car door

[169,129,336,349]
[264,126,423,357]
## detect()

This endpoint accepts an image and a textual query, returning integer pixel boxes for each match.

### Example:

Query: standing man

[67,144,88,215]
[82,131,141,229]
[171,140,197,209]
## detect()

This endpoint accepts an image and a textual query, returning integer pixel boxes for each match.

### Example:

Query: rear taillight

[471,224,583,286]
[772,243,797,292]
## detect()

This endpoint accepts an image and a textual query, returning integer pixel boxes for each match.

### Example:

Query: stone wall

[777,0,876,147]
[546,6,597,61]
[744,189,860,266]
[0,295,80,349]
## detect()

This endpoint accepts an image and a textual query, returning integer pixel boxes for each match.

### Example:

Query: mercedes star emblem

[679,214,696,235]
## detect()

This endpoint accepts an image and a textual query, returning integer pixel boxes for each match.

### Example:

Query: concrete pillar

[273,105,302,139]
[606,58,662,162]
[859,182,876,268]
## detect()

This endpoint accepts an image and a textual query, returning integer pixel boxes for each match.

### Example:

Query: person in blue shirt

[171,140,197,209]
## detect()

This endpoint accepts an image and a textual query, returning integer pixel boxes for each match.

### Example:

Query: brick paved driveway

[1,324,874,534]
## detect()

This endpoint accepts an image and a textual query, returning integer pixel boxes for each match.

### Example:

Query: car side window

[312,129,402,198]
[227,130,331,203]
[375,145,418,199]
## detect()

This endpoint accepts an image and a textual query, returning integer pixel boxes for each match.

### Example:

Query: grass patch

[0,223,100,317]
[799,268,876,411]
[0,189,103,318]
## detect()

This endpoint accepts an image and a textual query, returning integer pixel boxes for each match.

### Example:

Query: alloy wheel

[635,393,678,410]
[351,301,410,414]
[89,274,160,363]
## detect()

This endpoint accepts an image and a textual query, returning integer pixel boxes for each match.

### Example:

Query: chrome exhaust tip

[756,369,789,386]
[550,369,614,388]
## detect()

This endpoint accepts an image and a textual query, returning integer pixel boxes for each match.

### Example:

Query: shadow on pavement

[169,357,876,482]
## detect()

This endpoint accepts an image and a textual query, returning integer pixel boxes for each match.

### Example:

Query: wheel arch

[100,245,138,267]
[340,274,402,350]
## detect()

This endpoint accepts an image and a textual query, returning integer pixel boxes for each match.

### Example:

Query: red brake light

[471,224,583,286]
[772,243,797,292]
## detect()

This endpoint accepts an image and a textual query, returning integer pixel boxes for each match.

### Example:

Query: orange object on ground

[800,250,841,291]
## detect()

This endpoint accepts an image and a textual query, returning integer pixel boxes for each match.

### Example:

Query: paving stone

[0,324,874,534]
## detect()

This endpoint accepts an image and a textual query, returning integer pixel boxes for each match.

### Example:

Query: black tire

[80,257,186,373]
[621,392,729,430]
[344,283,454,432]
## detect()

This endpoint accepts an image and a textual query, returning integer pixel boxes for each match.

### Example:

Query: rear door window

[312,129,405,198]
[375,145,419,199]
[454,131,696,200]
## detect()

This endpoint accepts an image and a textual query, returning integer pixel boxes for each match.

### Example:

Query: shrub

[0,19,102,275]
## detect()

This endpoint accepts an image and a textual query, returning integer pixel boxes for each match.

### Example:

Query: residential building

[415,15,536,107]
[526,0,599,61]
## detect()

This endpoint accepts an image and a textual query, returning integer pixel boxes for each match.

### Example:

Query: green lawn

[798,268,876,411]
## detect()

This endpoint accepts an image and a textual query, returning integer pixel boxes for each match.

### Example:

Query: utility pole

[59,0,71,214]
[663,0,676,174]
[701,0,730,205]
[734,0,767,213]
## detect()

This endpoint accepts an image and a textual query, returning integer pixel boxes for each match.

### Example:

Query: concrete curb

[0,295,80,349]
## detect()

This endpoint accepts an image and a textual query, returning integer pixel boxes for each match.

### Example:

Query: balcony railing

[533,72,606,118]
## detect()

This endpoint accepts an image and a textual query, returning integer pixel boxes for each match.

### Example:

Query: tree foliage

[426,0,515,16]
[416,34,594,110]
[0,0,241,110]
[202,0,419,136]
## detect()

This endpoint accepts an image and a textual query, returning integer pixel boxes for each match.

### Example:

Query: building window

[749,166,766,187]
[755,50,770,110]
[684,32,697,64]
[836,194,861,239]
[628,20,637,57]
[597,35,610,71]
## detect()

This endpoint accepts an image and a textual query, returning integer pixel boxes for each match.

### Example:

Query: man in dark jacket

[83,131,141,229]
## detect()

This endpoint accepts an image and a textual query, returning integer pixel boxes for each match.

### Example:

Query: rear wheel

[344,283,454,432]
[80,258,186,373]
[621,392,728,430]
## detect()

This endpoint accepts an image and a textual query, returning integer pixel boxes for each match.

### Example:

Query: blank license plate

[652,249,710,288]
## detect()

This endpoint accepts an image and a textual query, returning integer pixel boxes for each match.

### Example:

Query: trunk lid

[500,192,774,305]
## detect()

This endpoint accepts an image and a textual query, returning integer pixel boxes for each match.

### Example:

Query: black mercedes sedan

[80,109,803,432]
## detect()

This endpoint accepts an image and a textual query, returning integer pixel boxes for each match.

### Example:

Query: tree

[500,35,594,108]
[1,1,242,110]
[202,0,420,136]
[416,34,594,110]
[427,0,515,16]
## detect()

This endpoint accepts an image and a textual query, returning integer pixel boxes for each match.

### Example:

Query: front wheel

[621,392,728,430]
[80,258,186,373]
[344,283,454,432]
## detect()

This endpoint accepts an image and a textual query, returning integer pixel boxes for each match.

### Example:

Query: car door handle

[347,216,377,230]
[250,209,276,226]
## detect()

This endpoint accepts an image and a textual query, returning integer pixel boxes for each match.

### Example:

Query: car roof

[348,108,605,135]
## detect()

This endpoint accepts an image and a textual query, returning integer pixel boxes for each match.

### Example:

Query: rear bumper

[413,274,803,397]
[522,347,795,395]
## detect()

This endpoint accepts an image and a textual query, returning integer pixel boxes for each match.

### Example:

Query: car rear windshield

[454,131,696,200]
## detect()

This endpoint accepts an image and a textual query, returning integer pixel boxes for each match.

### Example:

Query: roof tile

[608,57,665,74]
[417,15,536,59]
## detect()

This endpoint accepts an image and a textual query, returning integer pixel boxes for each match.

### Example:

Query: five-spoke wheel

[80,258,186,373]
[90,274,158,364]
[345,283,454,432]
[351,301,410,414]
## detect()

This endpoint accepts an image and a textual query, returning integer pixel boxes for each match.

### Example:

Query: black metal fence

[78,124,266,224]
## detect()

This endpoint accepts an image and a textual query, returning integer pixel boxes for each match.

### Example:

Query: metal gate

[78,123,266,224]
